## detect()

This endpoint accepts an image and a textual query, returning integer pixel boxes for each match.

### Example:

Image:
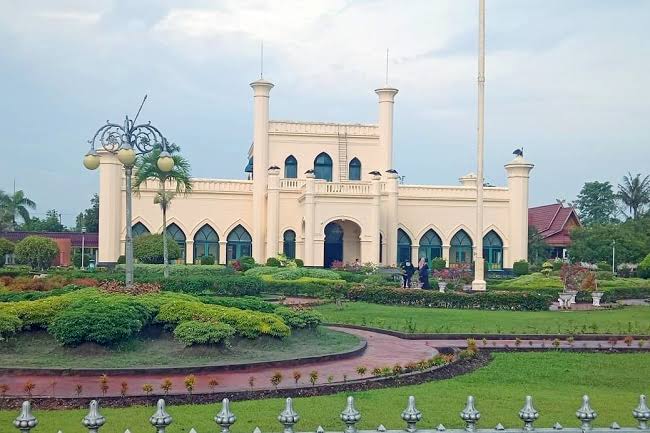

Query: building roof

[528,203,581,247]
[0,231,98,248]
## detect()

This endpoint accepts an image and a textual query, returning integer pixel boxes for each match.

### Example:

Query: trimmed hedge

[347,286,554,311]
[173,320,235,346]
[158,275,263,296]
[262,278,348,297]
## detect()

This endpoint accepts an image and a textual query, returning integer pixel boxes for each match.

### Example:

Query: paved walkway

[0,327,644,398]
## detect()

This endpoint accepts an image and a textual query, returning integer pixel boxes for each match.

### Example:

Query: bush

[133,234,181,264]
[266,257,281,267]
[72,250,93,268]
[0,310,22,339]
[117,255,126,264]
[262,278,348,297]
[14,236,59,270]
[595,270,614,281]
[0,239,15,266]
[347,286,554,311]
[639,254,650,279]
[173,320,235,346]
[294,259,304,267]
[430,258,446,271]
[513,260,530,276]
[273,268,341,281]
[237,256,256,271]
[49,297,152,345]
[199,255,216,265]
[159,275,263,296]
[597,261,611,271]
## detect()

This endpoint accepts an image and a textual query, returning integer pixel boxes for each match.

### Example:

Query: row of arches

[284,154,362,181]
[132,222,253,263]
[397,228,504,269]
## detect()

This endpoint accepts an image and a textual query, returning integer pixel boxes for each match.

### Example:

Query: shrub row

[261,278,348,297]
[244,266,342,281]
[151,275,264,296]
[346,286,555,311]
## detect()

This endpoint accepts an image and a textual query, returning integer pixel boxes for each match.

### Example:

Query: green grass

[1,353,648,432]
[490,273,650,291]
[316,302,650,334]
[0,327,360,368]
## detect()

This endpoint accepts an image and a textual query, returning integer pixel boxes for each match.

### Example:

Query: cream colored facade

[97,78,534,269]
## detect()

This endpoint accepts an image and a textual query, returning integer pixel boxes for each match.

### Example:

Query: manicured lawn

[1,353,648,432]
[0,327,360,368]
[316,302,650,334]
[489,273,649,291]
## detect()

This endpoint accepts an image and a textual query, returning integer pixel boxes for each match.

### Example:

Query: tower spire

[385,48,389,85]
[260,41,264,79]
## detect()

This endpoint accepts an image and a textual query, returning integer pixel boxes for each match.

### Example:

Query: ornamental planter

[565,289,578,305]
[438,281,447,293]
[558,292,573,309]
[591,291,604,307]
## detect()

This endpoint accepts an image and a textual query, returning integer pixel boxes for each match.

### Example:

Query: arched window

[483,230,504,270]
[132,222,150,238]
[194,225,219,263]
[283,230,296,259]
[349,158,361,181]
[397,228,412,264]
[450,229,473,266]
[284,155,298,179]
[418,229,442,265]
[226,225,252,261]
[165,223,186,263]
[314,152,333,181]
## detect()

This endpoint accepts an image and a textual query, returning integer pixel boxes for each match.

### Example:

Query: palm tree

[133,144,192,277]
[0,189,36,230]
[617,172,650,219]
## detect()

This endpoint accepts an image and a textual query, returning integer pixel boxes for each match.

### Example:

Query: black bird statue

[369,170,381,176]
[513,148,524,157]
[304,169,314,174]
[386,169,398,174]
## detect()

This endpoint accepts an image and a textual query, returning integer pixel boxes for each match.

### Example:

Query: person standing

[401,260,415,288]
[419,257,431,289]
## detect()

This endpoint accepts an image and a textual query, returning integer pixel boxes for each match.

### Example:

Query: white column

[266,167,281,260]
[385,171,399,266]
[98,151,123,265]
[304,172,316,266]
[367,173,382,264]
[505,155,534,267]
[219,240,227,265]
[375,87,399,171]
[250,79,274,263]
[185,240,194,264]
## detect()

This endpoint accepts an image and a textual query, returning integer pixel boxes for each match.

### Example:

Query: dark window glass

[349,158,361,181]
[314,152,333,181]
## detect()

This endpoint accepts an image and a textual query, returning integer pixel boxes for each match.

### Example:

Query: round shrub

[117,255,126,264]
[199,255,216,265]
[430,257,446,271]
[266,257,281,267]
[0,238,15,266]
[238,256,256,271]
[14,236,59,270]
[133,234,180,264]
[49,298,152,345]
[513,260,530,276]
[0,310,22,339]
[639,253,650,279]
[173,320,235,346]
[596,261,611,271]
[294,259,304,267]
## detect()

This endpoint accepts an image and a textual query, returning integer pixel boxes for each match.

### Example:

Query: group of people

[400,258,431,289]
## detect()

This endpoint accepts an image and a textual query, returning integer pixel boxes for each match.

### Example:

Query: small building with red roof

[528,203,581,259]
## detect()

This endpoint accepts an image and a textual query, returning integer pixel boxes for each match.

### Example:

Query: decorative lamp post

[83,108,174,286]
[81,226,86,270]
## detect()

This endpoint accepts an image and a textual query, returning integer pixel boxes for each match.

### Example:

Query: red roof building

[528,203,581,258]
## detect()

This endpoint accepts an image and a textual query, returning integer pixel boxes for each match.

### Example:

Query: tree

[0,189,36,230]
[133,144,192,278]
[617,173,650,220]
[574,181,617,225]
[0,238,14,266]
[528,226,549,264]
[14,236,59,270]
[75,194,100,232]
[133,233,181,264]
[21,209,65,232]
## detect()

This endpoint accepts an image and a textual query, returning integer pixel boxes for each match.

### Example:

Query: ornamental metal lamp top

[519,396,539,431]
[278,397,300,433]
[460,396,481,432]
[634,395,650,430]
[341,396,361,433]
[215,398,237,433]
[13,401,37,433]
[82,400,106,433]
[576,395,597,431]
[402,395,423,433]
[150,399,173,433]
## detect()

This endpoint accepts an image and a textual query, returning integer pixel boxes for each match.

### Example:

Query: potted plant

[581,271,603,307]
[560,264,587,306]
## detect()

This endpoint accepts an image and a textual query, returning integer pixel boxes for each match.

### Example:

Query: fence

[11,394,650,433]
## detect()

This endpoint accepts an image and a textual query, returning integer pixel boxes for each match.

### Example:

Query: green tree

[575,181,617,225]
[21,209,65,232]
[528,226,549,264]
[133,144,192,277]
[75,194,99,232]
[133,233,181,264]
[14,235,59,270]
[0,189,36,230]
[617,172,650,220]
[0,238,14,266]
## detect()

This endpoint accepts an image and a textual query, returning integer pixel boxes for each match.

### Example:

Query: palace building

[97,78,534,269]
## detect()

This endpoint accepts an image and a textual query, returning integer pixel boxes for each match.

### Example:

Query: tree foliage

[133,233,181,264]
[75,194,99,233]
[575,181,618,225]
[617,172,650,219]
[528,226,549,264]
[0,189,36,230]
[0,238,14,265]
[14,236,59,270]
[20,209,65,232]
[568,216,650,264]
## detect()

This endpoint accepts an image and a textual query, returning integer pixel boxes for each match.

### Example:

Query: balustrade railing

[280,179,305,190]
[11,394,650,433]
[315,182,372,195]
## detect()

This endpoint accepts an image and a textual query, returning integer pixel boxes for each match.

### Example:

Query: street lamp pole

[612,240,616,276]
[83,109,175,287]
[81,226,86,270]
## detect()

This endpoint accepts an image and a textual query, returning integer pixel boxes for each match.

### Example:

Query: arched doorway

[132,222,150,238]
[450,229,472,266]
[165,223,186,263]
[483,230,503,270]
[226,225,252,261]
[418,229,442,265]
[323,220,361,267]
[397,228,412,264]
[194,224,219,263]
[283,229,296,259]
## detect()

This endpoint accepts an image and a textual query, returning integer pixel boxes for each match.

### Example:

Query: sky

[0,0,648,226]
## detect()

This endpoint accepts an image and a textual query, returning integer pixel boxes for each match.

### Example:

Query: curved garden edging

[0,339,368,377]
[325,323,650,341]
[0,348,487,410]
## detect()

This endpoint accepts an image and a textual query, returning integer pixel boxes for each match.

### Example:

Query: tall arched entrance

[323,219,362,267]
